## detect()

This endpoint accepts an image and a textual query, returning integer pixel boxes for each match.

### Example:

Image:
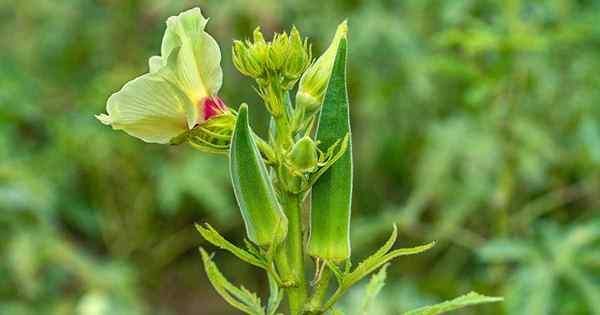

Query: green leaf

[308,38,353,262]
[266,273,284,315]
[359,264,389,315]
[403,292,503,315]
[195,223,268,269]
[230,104,288,246]
[200,248,265,315]
[321,227,434,312]
[341,226,434,289]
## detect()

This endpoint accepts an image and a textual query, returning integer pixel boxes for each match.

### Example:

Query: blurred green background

[2,0,599,314]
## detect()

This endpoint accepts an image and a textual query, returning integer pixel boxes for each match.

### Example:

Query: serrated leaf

[195,223,267,269]
[359,264,389,315]
[342,226,434,289]
[309,38,353,262]
[200,248,265,315]
[403,292,503,315]
[230,104,288,246]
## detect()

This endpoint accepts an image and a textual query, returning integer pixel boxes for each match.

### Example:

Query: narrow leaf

[403,292,503,315]
[359,264,389,315]
[200,248,265,315]
[343,241,434,290]
[195,223,268,269]
[230,104,288,246]
[267,273,284,315]
[309,38,353,262]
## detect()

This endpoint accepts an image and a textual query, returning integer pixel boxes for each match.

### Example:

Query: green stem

[277,192,307,315]
[306,268,331,313]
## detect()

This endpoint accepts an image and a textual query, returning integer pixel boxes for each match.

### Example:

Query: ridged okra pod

[308,38,353,262]
[230,104,288,246]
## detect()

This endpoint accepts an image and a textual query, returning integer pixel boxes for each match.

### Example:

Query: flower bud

[232,40,263,78]
[282,26,312,89]
[296,21,348,114]
[232,28,270,79]
[288,136,319,173]
[267,32,289,71]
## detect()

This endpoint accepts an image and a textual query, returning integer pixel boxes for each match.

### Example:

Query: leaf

[308,38,353,262]
[403,292,503,315]
[266,273,284,315]
[200,248,265,315]
[478,239,538,263]
[321,226,435,313]
[230,104,288,246]
[195,223,268,269]
[359,264,389,315]
[342,226,434,289]
[505,266,555,315]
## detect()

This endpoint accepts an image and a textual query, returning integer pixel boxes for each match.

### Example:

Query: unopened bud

[232,28,270,79]
[233,40,264,78]
[267,32,289,71]
[288,136,319,172]
[282,26,311,89]
[296,21,348,114]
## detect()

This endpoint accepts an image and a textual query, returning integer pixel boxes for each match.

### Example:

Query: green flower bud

[232,27,270,79]
[288,136,319,173]
[251,27,269,64]
[267,32,289,71]
[296,20,348,114]
[282,26,312,89]
[232,40,263,78]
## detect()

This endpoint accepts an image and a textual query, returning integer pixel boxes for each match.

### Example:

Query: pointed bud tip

[336,20,348,39]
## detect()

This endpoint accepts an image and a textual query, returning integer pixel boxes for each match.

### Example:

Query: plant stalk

[277,192,308,315]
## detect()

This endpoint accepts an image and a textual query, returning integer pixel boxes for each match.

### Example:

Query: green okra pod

[307,38,353,262]
[230,104,288,246]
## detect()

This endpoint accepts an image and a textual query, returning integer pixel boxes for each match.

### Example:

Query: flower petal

[148,55,163,73]
[159,8,223,101]
[96,72,192,144]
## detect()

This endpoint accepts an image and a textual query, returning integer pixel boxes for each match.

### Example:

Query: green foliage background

[2,0,599,314]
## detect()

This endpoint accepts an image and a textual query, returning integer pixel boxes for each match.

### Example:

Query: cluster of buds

[233,27,312,90]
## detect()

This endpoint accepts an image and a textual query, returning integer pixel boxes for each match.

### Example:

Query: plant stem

[306,268,331,313]
[278,192,308,315]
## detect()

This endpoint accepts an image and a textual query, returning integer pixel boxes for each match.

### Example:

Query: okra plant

[97,8,501,315]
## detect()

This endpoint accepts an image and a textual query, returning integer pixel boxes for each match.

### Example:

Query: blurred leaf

[403,292,502,315]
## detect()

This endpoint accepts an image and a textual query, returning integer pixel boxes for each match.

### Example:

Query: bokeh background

[2,0,600,314]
